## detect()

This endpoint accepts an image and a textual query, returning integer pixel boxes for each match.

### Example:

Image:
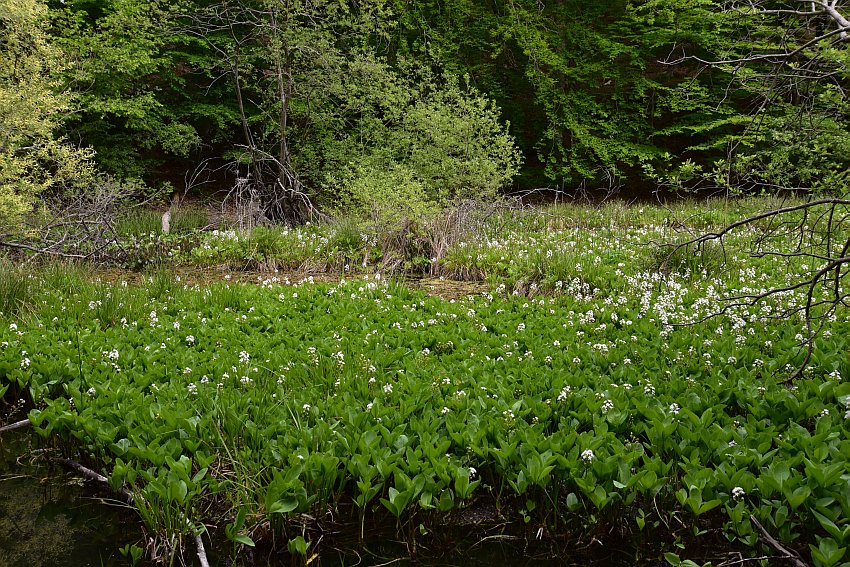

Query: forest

[1,0,848,227]
[1,1,850,567]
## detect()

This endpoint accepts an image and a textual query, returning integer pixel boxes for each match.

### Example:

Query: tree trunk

[265,7,307,225]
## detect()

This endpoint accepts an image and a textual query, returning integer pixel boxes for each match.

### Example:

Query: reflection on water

[0,430,142,567]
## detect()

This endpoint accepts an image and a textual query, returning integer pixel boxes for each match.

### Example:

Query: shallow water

[0,430,143,567]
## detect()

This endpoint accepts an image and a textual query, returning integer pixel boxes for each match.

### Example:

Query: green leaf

[288,536,309,556]
[566,492,580,512]
[233,534,255,548]
[269,496,299,515]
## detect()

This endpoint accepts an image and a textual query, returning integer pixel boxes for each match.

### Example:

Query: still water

[0,430,141,567]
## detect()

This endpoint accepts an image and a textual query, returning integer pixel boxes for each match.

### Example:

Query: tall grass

[0,261,35,320]
[38,261,91,296]
[116,207,210,238]
[115,209,163,237]
[170,207,209,233]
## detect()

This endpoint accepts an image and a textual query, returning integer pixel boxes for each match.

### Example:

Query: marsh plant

[1,199,849,566]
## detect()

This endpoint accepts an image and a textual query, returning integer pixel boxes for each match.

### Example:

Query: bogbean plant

[0,205,849,566]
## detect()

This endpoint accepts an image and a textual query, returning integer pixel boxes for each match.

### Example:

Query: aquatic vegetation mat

[1,209,849,566]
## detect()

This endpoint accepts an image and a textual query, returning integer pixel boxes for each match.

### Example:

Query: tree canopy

[1,0,847,223]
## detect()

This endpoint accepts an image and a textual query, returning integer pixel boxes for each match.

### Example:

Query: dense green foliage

[1,202,850,565]
[1,0,841,222]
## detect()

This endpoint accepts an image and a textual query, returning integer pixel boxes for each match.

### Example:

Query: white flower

[732,486,745,501]
[9,323,17,331]
[302,403,311,413]
[580,449,595,463]
[383,383,393,394]
[86,387,96,397]
[20,357,30,369]
[239,351,250,363]
[469,467,477,479]
[186,335,195,346]
[441,406,451,415]
[668,403,680,415]
[601,399,614,414]
[366,402,373,411]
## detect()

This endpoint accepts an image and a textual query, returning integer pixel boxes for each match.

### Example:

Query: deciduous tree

[0,0,93,229]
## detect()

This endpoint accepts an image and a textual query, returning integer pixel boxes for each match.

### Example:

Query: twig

[749,514,810,567]
[370,558,405,567]
[0,419,31,433]
[718,554,785,566]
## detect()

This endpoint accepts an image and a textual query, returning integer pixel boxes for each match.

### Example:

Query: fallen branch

[57,457,135,503]
[750,514,810,567]
[0,419,31,433]
[195,533,210,567]
[56,457,210,567]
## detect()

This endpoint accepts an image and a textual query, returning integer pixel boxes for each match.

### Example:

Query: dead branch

[664,198,850,382]
[0,419,31,433]
[750,514,810,567]
[0,177,156,263]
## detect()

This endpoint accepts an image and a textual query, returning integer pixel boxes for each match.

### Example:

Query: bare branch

[663,198,850,381]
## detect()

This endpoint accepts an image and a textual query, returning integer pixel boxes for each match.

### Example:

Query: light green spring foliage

[0,0,93,228]
[397,74,522,201]
[332,165,437,228]
[323,67,522,225]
